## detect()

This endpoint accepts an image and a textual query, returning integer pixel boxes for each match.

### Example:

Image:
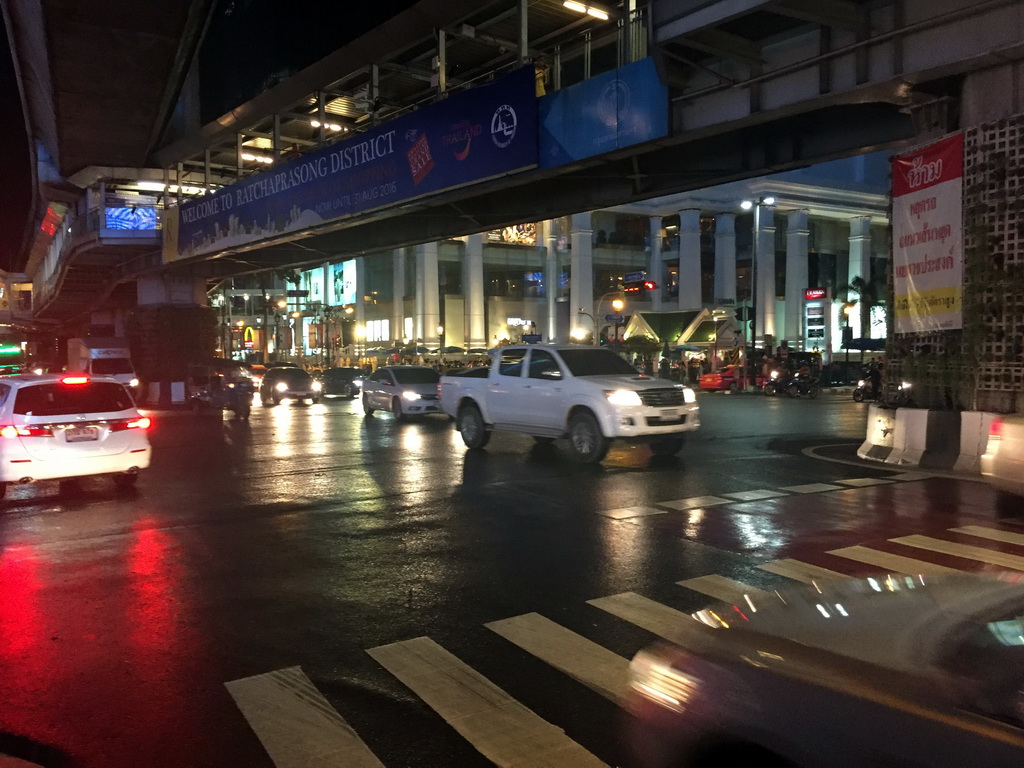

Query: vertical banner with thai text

[891,133,963,334]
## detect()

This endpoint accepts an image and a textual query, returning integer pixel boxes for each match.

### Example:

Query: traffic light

[623,280,658,294]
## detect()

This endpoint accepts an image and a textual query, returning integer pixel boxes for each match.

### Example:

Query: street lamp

[437,324,445,352]
[610,298,625,348]
[575,308,596,344]
[740,195,775,389]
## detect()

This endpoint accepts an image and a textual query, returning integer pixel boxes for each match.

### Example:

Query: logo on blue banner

[173,67,538,260]
[539,57,668,169]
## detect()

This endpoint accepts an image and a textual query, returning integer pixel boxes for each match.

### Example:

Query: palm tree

[837,272,887,338]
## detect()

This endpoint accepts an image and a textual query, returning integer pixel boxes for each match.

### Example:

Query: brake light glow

[61,376,89,385]
[990,417,1004,441]
[111,416,151,432]
[0,425,53,438]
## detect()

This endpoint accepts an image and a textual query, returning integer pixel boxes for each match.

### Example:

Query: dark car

[321,367,365,398]
[259,367,322,406]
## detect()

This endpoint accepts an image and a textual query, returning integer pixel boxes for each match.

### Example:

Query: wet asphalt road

[0,392,1017,768]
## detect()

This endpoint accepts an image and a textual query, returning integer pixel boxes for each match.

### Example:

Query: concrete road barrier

[860,406,995,472]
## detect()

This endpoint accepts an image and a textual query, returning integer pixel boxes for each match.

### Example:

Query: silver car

[981,415,1024,516]
[623,572,1024,768]
[361,365,442,420]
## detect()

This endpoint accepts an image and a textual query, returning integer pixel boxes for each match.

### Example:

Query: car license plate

[661,409,679,419]
[65,426,99,442]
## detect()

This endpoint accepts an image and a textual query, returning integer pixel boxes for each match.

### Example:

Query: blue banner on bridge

[168,67,538,261]
[538,58,668,169]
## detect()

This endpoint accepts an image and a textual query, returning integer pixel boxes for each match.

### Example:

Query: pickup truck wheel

[458,404,490,449]
[362,393,374,416]
[568,412,609,463]
[650,437,685,456]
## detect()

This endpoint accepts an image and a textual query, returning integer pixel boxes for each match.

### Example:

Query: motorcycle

[188,359,255,419]
[763,369,782,396]
[784,371,820,398]
[852,378,880,402]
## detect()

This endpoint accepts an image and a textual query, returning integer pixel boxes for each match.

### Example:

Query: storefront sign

[804,287,827,300]
[168,67,538,261]
[891,133,963,333]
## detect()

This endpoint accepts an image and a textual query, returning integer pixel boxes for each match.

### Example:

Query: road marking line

[657,495,730,510]
[778,483,844,493]
[835,477,895,487]
[596,505,666,520]
[891,535,1024,571]
[720,489,789,502]
[485,613,629,702]
[757,559,846,584]
[587,592,691,641]
[886,471,934,482]
[225,666,385,768]
[827,545,960,576]
[367,637,606,768]
[676,574,768,604]
[951,525,1024,547]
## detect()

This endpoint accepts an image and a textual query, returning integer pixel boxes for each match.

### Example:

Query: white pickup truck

[439,345,699,463]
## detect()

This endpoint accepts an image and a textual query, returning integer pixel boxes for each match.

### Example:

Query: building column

[417,242,441,350]
[134,275,213,406]
[755,205,777,343]
[848,215,871,284]
[353,255,367,337]
[392,248,405,343]
[784,210,810,347]
[677,209,702,310]
[465,233,486,349]
[713,213,736,305]
[414,247,424,343]
[570,212,594,337]
[647,215,663,311]
[543,221,559,342]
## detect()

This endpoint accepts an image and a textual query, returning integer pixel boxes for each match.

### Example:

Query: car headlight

[682,388,696,404]
[312,381,323,391]
[129,378,139,388]
[275,381,288,392]
[629,649,700,714]
[402,390,421,401]
[605,389,643,407]
[353,380,363,389]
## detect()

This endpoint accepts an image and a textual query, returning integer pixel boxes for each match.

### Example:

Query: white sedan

[981,414,1024,515]
[361,365,442,420]
[0,374,151,496]
[623,572,1024,768]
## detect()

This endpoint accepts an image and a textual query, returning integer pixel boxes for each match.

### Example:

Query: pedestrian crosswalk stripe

[887,471,934,482]
[596,505,667,520]
[485,613,630,702]
[778,483,844,494]
[951,524,1024,547]
[721,489,789,502]
[891,535,1024,571]
[836,477,895,487]
[758,559,846,583]
[587,592,692,641]
[367,637,607,768]
[827,545,960,576]
[676,575,768,605]
[225,666,385,768]
[657,495,730,510]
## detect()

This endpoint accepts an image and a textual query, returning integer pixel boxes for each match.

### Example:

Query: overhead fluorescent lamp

[586,7,609,19]
[563,1,587,13]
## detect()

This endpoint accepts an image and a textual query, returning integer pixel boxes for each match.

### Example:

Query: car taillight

[61,376,89,385]
[990,417,1004,441]
[0,425,53,438]
[110,417,151,432]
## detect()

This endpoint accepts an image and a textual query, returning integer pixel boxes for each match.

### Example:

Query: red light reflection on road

[0,546,44,657]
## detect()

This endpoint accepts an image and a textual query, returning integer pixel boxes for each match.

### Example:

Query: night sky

[0,12,31,273]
